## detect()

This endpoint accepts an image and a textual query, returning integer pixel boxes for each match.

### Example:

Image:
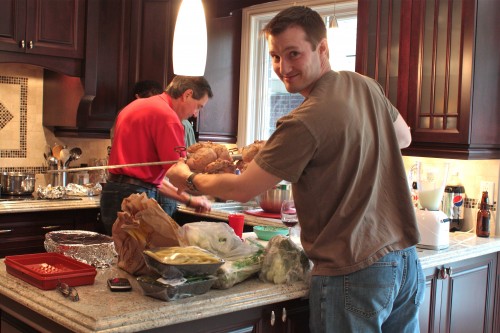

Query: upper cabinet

[0,0,86,76]
[356,0,500,159]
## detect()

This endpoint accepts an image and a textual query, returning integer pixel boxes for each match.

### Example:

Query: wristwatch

[186,172,199,191]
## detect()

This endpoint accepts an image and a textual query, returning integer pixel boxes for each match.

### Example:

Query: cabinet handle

[270,310,275,326]
[282,307,287,322]
[29,41,34,49]
[0,229,13,234]
[41,225,61,230]
[439,267,453,279]
[20,40,25,48]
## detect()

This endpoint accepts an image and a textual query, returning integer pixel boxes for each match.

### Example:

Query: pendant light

[173,0,207,76]
[328,15,339,29]
[328,4,339,29]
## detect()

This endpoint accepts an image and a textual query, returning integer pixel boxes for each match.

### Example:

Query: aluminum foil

[36,185,66,199]
[44,230,117,268]
[65,183,102,196]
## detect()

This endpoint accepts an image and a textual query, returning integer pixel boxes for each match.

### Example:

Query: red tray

[5,253,97,290]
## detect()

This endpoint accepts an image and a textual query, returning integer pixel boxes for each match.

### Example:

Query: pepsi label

[443,185,465,231]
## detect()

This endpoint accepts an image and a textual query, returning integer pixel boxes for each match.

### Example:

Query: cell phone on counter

[107,277,132,292]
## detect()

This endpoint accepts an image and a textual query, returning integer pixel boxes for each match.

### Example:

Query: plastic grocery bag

[180,222,258,260]
[181,222,264,289]
[259,235,311,284]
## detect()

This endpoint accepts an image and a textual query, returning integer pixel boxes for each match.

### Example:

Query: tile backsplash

[0,64,111,175]
[403,156,500,236]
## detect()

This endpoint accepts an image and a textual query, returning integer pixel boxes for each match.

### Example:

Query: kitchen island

[1,233,500,333]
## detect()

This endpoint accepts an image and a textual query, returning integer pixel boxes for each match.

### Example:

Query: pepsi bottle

[443,185,465,231]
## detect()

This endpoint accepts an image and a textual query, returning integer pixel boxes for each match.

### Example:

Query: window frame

[237,0,357,146]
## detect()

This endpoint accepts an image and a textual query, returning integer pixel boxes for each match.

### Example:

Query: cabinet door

[419,253,497,333]
[197,13,241,143]
[25,0,86,58]
[355,0,412,119]
[419,267,443,333]
[0,211,76,258]
[0,0,85,58]
[257,298,310,333]
[0,0,27,53]
[407,0,472,145]
[441,254,497,333]
[0,208,101,258]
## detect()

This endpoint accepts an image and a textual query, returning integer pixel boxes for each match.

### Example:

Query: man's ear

[318,38,328,56]
[183,89,193,100]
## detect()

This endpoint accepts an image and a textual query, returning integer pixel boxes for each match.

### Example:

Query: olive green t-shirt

[254,71,419,276]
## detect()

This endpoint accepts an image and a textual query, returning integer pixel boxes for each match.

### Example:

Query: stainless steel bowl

[255,184,292,213]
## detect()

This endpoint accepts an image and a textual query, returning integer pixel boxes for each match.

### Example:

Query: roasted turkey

[186,142,235,174]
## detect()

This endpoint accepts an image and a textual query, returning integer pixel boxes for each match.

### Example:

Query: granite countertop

[0,195,101,213]
[1,233,500,332]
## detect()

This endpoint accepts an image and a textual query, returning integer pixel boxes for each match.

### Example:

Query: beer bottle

[476,191,491,238]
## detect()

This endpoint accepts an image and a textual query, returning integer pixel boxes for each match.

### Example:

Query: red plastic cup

[228,214,245,238]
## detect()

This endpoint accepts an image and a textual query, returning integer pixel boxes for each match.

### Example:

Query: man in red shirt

[100,76,213,235]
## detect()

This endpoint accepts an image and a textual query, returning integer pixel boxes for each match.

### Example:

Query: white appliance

[416,209,450,250]
[415,162,450,250]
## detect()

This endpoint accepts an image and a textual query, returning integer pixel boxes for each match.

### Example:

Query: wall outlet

[480,181,495,201]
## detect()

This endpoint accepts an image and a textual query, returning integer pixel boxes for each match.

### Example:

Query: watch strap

[186,172,198,191]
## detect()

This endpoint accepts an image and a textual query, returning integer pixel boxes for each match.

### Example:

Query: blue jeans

[309,246,425,333]
[100,181,177,235]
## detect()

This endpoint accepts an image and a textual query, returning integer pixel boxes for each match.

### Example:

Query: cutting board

[244,209,280,219]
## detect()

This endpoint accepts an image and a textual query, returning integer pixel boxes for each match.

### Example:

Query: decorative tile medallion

[0,76,28,158]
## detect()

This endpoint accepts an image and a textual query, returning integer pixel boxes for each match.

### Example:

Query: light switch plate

[480,181,495,201]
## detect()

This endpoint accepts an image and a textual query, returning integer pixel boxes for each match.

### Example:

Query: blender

[415,161,450,250]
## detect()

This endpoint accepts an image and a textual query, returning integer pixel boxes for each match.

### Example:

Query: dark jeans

[100,181,177,235]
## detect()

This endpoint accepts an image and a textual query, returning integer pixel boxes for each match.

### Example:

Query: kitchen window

[237,0,358,146]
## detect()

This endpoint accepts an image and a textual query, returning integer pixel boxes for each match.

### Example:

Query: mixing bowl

[255,183,292,213]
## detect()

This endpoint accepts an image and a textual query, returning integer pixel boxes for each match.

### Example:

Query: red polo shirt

[109,93,186,185]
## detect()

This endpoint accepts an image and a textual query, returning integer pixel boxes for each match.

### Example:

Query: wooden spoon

[52,144,63,159]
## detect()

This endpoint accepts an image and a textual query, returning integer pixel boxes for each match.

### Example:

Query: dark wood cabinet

[0,208,101,258]
[254,298,310,333]
[196,13,241,143]
[94,296,308,333]
[0,0,86,76]
[12,0,271,139]
[419,253,497,333]
[43,0,133,138]
[128,0,176,91]
[356,0,500,159]
[355,0,412,121]
[44,0,178,138]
